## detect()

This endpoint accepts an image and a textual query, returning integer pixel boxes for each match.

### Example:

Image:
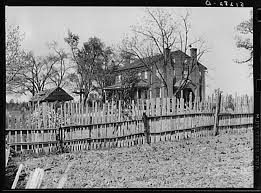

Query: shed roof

[30,87,74,103]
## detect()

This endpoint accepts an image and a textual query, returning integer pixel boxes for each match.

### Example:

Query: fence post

[213,90,222,136]
[57,126,64,153]
[142,113,150,144]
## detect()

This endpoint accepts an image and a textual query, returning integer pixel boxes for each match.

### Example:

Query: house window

[155,87,160,98]
[138,89,142,99]
[156,69,162,79]
[138,72,142,78]
[144,71,148,79]
[172,58,176,63]
[173,69,176,76]
[183,65,189,78]
[144,90,148,99]
[116,75,122,83]
[156,70,159,78]
[183,70,188,78]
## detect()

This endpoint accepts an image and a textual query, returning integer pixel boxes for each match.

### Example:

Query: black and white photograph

[5,6,254,189]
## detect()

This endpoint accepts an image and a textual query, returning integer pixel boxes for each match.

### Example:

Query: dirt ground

[8,128,253,188]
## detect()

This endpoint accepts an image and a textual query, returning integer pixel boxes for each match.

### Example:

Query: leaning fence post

[6,146,10,167]
[25,168,44,189]
[213,90,222,136]
[142,113,150,144]
[11,164,23,189]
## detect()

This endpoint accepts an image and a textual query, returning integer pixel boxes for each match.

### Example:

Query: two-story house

[104,48,207,102]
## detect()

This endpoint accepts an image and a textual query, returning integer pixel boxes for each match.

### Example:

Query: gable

[171,50,207,71]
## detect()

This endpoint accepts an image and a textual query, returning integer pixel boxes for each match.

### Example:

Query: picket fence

[6,92,254,154]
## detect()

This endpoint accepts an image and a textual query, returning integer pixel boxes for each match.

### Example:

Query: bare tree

[7,48,70,96]
[47,41,72,88]
[173,10,209,95]
[14,51,60,96]
[120,8,209,97]
[6,24,73,96]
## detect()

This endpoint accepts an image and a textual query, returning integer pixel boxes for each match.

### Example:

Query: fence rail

[6,92,254,154]
[6,113,253,154]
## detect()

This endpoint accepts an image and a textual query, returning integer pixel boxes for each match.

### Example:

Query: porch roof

[174,80,197,90]
[104,81,150,91]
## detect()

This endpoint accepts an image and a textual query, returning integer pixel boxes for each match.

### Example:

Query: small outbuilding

[29,87,74,104]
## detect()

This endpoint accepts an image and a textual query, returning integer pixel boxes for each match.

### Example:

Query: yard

[6,128,253,189]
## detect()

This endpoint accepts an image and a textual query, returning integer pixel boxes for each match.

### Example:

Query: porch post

[202,71,206,100]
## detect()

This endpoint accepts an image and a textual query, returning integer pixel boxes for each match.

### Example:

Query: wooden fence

[6,92,254,154]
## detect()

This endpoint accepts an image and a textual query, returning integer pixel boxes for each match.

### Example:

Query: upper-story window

[156,70,159,78]
[144,90,148,99]
[156,69,162,79]
[116,75,121,83]
[138,89,142,99]
[155,87,161,98]
[138,72,142,78]
[183,70,188,79]
[144,71,148,79]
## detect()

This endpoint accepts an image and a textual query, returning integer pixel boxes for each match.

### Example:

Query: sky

[5,6,253,102]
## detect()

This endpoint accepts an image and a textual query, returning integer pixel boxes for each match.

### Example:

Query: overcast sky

[5,6,253,102]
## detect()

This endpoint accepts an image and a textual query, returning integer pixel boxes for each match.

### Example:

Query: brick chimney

[190,48,197,65]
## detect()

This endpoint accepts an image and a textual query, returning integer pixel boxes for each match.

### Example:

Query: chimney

[190,48,197,65]
[163,48,171,63]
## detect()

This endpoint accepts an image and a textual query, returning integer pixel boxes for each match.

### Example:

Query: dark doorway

[174,88,195,104]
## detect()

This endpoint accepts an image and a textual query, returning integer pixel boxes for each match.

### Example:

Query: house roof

[116,50,207,72]
[30,87,74,103]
